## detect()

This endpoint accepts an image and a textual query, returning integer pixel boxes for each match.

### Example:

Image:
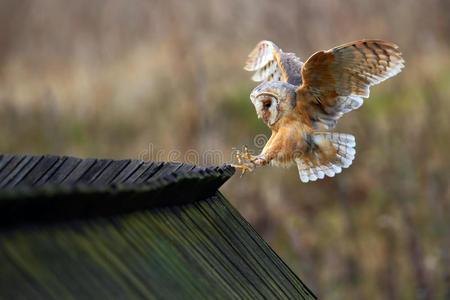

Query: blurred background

[1,0,449,299]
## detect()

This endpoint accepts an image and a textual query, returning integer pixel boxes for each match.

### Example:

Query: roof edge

[0,154,235,228]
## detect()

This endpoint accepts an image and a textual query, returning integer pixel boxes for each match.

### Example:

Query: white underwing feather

[296,133,356,183]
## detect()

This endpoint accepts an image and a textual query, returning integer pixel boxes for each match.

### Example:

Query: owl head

[250,81,297,127]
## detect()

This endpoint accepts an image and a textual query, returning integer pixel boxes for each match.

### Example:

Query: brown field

[1,0,449,299]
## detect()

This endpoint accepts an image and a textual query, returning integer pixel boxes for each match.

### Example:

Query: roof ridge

[0,154,235,228]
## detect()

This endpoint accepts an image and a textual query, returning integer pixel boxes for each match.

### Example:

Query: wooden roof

[0,154,316,299]
[0,154,233,226]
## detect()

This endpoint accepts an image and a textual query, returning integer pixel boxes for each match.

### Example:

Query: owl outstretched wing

[296,40,404,129]
[244,40,304,86]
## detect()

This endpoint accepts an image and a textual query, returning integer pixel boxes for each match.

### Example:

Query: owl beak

[262,118,269,124]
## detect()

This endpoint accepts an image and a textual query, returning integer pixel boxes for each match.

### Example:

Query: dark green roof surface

[0,154,316,299]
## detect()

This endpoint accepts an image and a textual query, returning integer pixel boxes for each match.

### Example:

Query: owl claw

[236,146,258,163]
[231,146,258,176]
[231,163,254,176]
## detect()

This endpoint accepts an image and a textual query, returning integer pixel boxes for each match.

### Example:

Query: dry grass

[1,0,449,299]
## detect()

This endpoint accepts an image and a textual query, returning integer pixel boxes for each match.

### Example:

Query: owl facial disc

[250,91,279,126]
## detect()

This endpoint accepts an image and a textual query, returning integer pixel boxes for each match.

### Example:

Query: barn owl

[232,40,404,182]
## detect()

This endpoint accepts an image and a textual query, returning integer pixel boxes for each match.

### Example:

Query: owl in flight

[232,40,404,182]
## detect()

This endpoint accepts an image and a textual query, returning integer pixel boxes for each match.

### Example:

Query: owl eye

[263,101,271,109]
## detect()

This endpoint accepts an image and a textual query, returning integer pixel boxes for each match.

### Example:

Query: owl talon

[231,163,254,176]
[235,146,258,163]
[231,149,257,176]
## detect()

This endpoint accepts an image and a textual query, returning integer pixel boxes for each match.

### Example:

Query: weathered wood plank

[216,193,316,298]
[198,198,294,297]
[0,155,26,184]
[121,161,155,184]
[45,157,82,184]
[160,206,253,298]
[132,162,164,184]
[18,155,60,186]
[76,159,112,184]
[110,160,143,184]
[61,158,97,185]
[146,162,183,182]
[6,156,44,188]
[0,155,14,172]
[92,160,131,185]
[181,202,271,298]
[155,209,244,298]
[34,157,68,186]
[173,163,196,175]
[0,156,32,188]
[138,162,166,183]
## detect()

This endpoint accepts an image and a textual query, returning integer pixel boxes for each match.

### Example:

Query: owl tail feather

[296,132,356,183]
